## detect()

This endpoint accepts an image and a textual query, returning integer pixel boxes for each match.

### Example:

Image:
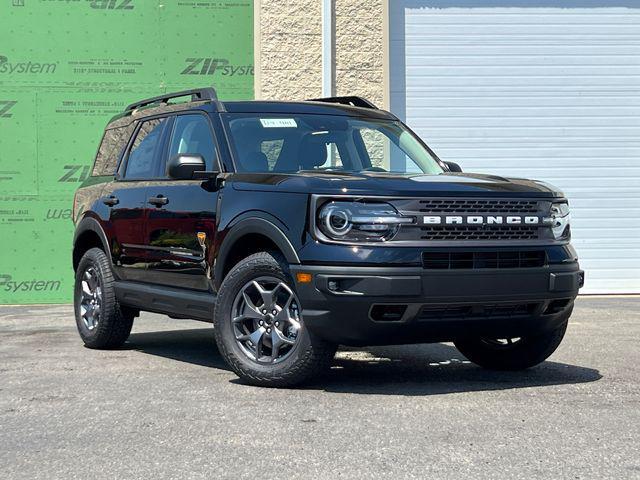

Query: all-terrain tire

[213,251,336,387]
[74,247,134,349]
[454,314,570,371]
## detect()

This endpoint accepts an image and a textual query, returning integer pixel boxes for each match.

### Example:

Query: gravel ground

[1,297,638,479]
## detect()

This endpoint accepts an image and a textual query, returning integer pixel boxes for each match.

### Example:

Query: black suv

[72,88,583,386]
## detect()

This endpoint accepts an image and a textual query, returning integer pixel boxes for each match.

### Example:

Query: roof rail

[306,96,378,109]
[125,87,219,112]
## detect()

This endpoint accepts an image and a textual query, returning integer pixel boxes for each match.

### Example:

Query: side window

[260,139,284,170]
[92,124,134,176]
[357,128,421,173]
[357,128,387,169]
[306,141,343,169]
[319,143,343,168]
[168,114,217,171]
[124,118,167,179]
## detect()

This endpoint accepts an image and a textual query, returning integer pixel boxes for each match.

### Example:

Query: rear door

[142,112,221,291]
[107,116,170,282]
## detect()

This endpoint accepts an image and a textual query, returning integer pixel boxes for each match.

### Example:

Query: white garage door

[390,1,640,294]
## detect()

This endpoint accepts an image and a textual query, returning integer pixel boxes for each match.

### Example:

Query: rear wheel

[213,251,336,387]
[74,248,134,349]
[454,317,569,371]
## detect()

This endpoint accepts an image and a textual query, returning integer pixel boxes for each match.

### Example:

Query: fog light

[328,280,338,291]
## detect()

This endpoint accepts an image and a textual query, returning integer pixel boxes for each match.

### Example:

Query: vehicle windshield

[223,113,444,175]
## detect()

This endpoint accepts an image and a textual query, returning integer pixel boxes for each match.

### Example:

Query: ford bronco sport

[72,88,583,386]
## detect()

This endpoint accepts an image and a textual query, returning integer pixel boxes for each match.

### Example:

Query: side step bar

[115,281,215,322]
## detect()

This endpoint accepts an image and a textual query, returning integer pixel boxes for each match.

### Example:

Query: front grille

[418,199,538,214]
[420,225,539,241]
[418,302,539,321]
[422,250,546,269]
[379,197,555,244]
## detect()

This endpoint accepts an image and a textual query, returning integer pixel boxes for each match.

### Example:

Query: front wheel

[213,251,336,387]
[454,317,569,371]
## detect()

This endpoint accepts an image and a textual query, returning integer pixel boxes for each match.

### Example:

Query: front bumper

[290,263,583,346]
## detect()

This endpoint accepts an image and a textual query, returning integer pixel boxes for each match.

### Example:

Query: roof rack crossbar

[125,87,219,112]
[306,96,378,109]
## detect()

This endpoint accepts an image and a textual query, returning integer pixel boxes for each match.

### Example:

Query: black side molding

[115,281,215,322]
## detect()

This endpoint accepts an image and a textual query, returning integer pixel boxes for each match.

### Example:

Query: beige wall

[255,0,388,108]
[255,0,323,100]
[334,0,387,108]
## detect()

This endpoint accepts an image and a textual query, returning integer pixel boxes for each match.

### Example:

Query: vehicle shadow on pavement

[126,328,229,370]
[126,328,602,395]
[319,343,602,396]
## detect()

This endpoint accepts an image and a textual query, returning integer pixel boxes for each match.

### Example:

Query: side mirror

[167,154,207,180]
[445,161,462,173]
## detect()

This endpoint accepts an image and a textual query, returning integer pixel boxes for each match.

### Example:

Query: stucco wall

[256,0,323,100]
[256,0,387,106]
[334,0,386,107]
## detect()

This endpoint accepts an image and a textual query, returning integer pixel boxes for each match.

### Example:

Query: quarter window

[92,124,135,176]
[168,115,217,171]
[125,118,167,179]
[260,139,284,170]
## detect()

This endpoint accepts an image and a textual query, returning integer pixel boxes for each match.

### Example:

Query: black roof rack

[125,87,219,112]
[306,96,378,109]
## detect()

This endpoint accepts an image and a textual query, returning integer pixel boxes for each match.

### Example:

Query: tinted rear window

[124,117,168,179]
[92,124,134,176]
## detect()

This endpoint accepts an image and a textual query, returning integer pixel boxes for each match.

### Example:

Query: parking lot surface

[1,297,639,479]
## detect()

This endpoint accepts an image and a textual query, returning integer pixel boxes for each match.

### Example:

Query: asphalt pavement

[1,297,638,479]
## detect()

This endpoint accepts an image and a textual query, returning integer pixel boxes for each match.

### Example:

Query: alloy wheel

[231,276,302,364]
[79,266,102,330]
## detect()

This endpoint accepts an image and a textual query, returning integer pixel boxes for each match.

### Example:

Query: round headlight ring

[322,205,352,237]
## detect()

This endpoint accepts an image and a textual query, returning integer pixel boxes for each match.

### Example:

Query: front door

[142,113,220,291]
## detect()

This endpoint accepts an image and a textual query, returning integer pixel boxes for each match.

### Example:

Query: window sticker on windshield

[260,118,298,128]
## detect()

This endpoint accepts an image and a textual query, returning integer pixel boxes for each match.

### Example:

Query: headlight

[317,201,413,242]
[548,201,571,240]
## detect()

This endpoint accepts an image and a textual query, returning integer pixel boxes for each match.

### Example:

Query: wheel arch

[214,216,300,290]
[73,217,112,272]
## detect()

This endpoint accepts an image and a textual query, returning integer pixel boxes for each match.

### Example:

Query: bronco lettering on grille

[422,215,542,226]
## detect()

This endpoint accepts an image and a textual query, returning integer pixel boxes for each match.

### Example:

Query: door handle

[102,195,119,207]
[148,195,169,207]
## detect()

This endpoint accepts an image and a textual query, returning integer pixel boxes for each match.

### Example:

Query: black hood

[231,171,563,198]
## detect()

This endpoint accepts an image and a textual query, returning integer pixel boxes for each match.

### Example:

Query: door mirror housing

[445,161,462,173]
[167,154,213,180]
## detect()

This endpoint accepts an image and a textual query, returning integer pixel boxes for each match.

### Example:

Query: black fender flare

[72,216,112,271]
[214,216,300,289]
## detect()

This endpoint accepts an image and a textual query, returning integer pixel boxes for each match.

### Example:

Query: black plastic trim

[306,96,378,109]
[115,281,215,322]
[290,263,582,345]
[126,88,218,112]
[72,217,112,271]
[214,216,301,289]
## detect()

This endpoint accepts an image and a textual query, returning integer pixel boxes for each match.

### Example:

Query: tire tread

[75,248,134,349]
[454,317,569,371]
[213,251,335,387]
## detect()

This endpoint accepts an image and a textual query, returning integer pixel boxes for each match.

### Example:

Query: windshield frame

[220,112,448,175]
